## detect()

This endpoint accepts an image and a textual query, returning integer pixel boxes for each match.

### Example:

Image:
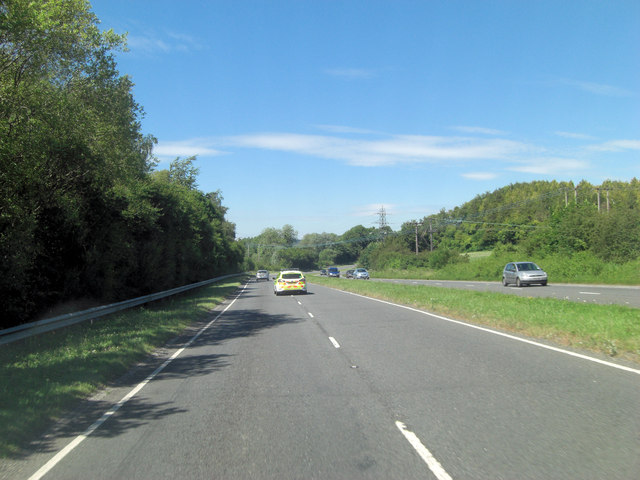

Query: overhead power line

[443,219,545,229]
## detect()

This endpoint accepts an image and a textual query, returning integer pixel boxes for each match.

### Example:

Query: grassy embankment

[0,278,244,458]
[307,275,640,365]
[372,251,640,285]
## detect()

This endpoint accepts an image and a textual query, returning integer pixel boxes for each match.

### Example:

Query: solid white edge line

[338,290,640,376]
[329,336,340,348]
[396,421,453,480]
[28,283,249,480]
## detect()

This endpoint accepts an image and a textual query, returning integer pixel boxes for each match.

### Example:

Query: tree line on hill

[0,1,242,328]
[243,179,640,273]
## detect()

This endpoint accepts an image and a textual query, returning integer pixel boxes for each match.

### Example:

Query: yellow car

[274,270,307,295]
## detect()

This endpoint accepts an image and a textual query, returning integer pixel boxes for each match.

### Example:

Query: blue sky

[90,0,639,239]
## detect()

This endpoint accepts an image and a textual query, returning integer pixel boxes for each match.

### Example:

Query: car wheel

[502,277,508,286]
[542,281,547,286]
[516,277,521,287]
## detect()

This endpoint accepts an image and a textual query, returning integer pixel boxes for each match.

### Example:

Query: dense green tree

[168,156,199,189]
[0,0,140,324]
[0,1,242,326]
[277,248,316,271]
[281,224,298,246]
[299,232,339,253]
[258,225,298,246]
[242,225,301,271]
[398,221,432,253]
[318,248,339,267]
[371,179,639,270]
[335,225,377,264]
[298,232,339,268]
[406,180,639,259]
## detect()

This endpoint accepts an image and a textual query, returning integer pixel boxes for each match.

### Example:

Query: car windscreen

[517,263,539,271]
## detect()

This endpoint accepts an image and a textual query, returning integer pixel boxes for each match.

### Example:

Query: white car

[256,270,270,281]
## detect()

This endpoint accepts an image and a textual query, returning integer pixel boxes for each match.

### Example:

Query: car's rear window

[282,273,303,280]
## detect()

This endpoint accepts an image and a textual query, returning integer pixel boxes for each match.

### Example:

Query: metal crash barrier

[0,273,244,345]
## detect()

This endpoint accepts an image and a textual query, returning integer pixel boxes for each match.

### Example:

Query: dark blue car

[327,267,340,278]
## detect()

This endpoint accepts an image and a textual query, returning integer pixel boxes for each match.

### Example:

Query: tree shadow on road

[196,308,303,345]
[10,308,302,462]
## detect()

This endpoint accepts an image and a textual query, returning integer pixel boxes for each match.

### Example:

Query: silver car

[502,262,548,287]
[353,268,370,279]
[256,270,270,281]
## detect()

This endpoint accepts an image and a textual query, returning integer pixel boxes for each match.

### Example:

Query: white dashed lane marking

[396,421,453,480]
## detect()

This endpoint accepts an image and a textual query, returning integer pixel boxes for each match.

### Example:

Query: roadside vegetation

[2,1,637,333]
[1,0,638,461]
[308,275,640,365]
[1,1,243,329]
[0,278,243,458]
[1,1,638,473]
[373,250,640,285]
[243,181,640,287]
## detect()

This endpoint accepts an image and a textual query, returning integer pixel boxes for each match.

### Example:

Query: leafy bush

[428,248,466,269]
[277,247,317,271]
[591,208,640,263]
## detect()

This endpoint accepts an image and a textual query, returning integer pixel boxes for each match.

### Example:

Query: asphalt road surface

[13,279,640,479]
[371,278,640,308]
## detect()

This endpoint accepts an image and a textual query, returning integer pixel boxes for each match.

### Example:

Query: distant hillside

[451,180,575,224]
[243,179,639,273]
[408,178,640,258]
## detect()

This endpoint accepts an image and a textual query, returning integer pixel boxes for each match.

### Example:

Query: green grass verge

[0,277,244,458]
[371,253,640,285]
[308,275,640,363]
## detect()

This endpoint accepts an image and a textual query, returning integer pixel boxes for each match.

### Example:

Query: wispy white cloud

[224,132,530,166]
[127,34,171,53]
[157,128,623,179]
[167,32,202,50]
[314,124,381,135]
[555,131,596,140]
[555,78,634,97]
[462,172,498,180]
[508,158,589,175]
[324,68,376,79]
[127,30,204,55]
[452,126,508,136]
[588,139,640,152]
[154,139,226,160]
